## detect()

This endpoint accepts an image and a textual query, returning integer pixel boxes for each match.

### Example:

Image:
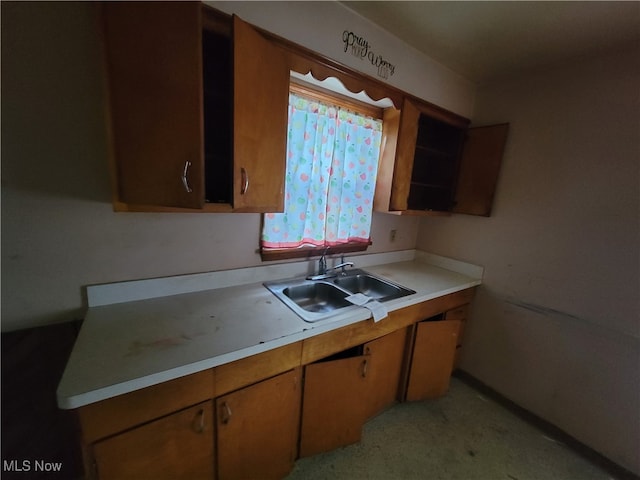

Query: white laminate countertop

[56,250,483,409]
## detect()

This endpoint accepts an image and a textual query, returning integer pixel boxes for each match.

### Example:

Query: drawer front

[301,288,475,365]
[445,304,469,321]
[79,369,214,444]
[214,341,302,396]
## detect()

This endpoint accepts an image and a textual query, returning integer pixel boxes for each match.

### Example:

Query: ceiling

[341,1,640,83]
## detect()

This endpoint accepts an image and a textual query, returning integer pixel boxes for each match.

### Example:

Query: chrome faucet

[307,253,354,280]
[326,261,355,275]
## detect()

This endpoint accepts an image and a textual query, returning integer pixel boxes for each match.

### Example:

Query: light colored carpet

[286,377,617,480]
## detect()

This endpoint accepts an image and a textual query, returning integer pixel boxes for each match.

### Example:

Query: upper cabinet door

[102,2,205,209]
[453,123,509,216]
[232,16,289,212]
[377,96,508,216]
[388,98,421,211]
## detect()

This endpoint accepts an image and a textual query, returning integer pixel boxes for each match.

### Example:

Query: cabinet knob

[361,358,368,378]
[181,161,193,193]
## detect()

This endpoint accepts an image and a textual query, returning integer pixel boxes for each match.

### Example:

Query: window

[260,88,383,260]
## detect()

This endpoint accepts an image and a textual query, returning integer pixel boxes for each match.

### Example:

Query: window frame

[260,80,384,262]
[260,239,372,262]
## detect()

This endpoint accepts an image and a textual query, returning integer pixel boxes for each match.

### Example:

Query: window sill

[260,241,371,262]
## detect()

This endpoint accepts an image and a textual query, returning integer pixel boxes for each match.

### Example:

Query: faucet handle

[318,251,327,274]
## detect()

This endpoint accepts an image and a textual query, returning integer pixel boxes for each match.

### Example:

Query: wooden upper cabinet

[375,96,508,216]
[102,3,288,212]
[387,99,422,212]
[452,123,509,216]
[232,16,288,212]
[102,1,205,209]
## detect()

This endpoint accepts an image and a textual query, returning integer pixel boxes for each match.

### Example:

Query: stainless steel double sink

[264,269,416,322]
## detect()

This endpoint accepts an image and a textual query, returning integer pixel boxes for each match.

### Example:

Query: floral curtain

[261,93,383,249]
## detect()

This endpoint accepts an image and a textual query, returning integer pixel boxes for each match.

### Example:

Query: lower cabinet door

[363,328,408,419]
[92,401,214,480]
[216,369,301,480]
[406,319,460,401]
[299,350,371,458]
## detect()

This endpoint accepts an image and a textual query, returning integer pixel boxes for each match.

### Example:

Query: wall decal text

[342,30,396,80]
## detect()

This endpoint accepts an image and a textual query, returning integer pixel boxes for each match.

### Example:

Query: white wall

[416,46,640,474]
[1,1,445,332]
[208,1,475,117]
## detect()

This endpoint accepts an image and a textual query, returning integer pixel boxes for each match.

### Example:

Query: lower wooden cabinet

[445,304,469,369]
[77,291,475,478]
[363,327,408,419]
[299,328,408,457]
[405,317,461,401]
[299,349,370,457]
[92,401,214,480]
[216,369,301,480]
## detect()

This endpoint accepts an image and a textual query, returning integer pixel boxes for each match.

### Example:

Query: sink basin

[333,273,415,302]
[264,268,415,323]
[283,282,352,313]
[264,278,358,322]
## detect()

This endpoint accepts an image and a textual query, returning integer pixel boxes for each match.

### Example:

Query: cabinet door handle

[193,408,206,433]
[221,401,232,425]
[240,167,249,195]
[362,358,368,378]
[181,161,193,193]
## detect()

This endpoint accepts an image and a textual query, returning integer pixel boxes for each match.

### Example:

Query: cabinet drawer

[445,304,469,321]
[301,310,411,365]
[215,341,302,396]
[79,369,214,444]
[301,288,475,365]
